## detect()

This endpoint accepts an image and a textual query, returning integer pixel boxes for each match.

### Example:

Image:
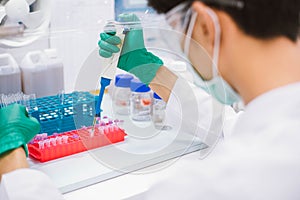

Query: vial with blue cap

[130,78,152,121]
[152,93,166,129]
[113,74,134,115]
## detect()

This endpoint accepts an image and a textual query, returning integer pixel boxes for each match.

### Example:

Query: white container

[20,49,64,98]
[0,53,21,94]
[168,61,194,83]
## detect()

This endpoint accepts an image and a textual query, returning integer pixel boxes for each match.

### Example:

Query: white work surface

[63,151,202,200]
[28,94,208,199]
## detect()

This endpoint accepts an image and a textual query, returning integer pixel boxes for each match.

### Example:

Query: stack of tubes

[0,92,38,114]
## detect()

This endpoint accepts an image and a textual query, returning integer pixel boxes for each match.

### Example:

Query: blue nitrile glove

[98,13,163,85]
[0,104,40,157]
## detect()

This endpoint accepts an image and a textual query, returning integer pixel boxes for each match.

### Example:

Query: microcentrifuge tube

[38,141,44,149]
[44,139,51,148]
[89,129,94,137]
[98,127,104,134]
[42,133,48,140]
[62,135,68,144]
[56,136,62,145]
[104,127,109,134]
[50,138,56,146]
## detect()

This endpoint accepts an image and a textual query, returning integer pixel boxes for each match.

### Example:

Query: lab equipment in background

[0,53,21,94]
[114,0,168,49]
[22,93,39,119]
[0,92,39,119]
[113,74,134,115]
[20,49,64,98]
[0,92,24,107]
[130,78,152,121]
[28,123,127,162]
[167,60,194,83]
[114,0,155,20]
[0,0,51,48]
[152,93,166,129]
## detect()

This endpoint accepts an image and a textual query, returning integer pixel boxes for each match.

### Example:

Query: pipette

[92,22,128,132]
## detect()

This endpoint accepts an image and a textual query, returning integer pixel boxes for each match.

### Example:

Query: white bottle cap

[44,49,58,59]
[169,61,187,72]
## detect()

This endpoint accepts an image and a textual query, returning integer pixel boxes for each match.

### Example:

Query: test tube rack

[28,125,127,162]
[31,91,96,135]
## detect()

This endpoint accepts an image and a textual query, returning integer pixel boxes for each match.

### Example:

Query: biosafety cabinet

[0,0,208,194]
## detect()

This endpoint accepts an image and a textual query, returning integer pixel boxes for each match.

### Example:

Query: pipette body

[92,23,127,130]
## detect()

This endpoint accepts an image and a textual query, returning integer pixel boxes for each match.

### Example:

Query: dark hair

[147,0,188,14]
[147,0,300,42]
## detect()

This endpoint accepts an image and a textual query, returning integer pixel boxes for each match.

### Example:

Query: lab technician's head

[148,0,300,104]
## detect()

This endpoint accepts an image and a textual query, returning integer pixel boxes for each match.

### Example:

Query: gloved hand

[98,13,163,85]
[0,104,40,157]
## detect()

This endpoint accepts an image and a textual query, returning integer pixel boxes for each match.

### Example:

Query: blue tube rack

[30,91,96,135]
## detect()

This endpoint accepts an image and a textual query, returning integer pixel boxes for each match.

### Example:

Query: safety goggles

[165,0,244,33]
[201,0,244,10]
[165,2,192,34]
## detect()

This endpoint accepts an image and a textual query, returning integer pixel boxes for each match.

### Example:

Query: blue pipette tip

[95,77,112,117]
[93,77,112,132]
[100,77,112,87]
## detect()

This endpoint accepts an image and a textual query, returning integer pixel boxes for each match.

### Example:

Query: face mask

[184,8,241,105]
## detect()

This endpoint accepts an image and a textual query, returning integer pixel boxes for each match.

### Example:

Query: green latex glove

[98,13,163,85]
[0,104,40,157]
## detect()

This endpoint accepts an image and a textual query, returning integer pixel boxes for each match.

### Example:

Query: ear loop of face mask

[206,8,221,77]
[184,10,198,57]
[184,8,221,78]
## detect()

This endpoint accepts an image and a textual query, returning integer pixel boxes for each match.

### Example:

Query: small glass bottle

[152,93,166,129]
[130,79,152,121]
[113,74,134,115]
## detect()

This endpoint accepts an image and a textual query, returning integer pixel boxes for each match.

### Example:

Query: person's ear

[191,1,215,53]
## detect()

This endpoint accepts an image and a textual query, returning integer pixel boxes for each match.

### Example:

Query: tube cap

[130,78,151,93]
[153,93,162,100]
[115,74,134,88]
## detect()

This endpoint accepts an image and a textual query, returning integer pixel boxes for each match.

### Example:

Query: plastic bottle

[130,79,152,121]
[20,49,64,98]
[0,53,21,94]
[152,93,167,129]
[113,74,134,115]
[168,60,194,83]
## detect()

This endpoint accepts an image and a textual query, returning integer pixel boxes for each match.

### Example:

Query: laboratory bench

[28,94,208,199]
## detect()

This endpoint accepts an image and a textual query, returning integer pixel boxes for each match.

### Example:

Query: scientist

[113,0,300,200]
[1,0,300,199]
[0,104,63,199]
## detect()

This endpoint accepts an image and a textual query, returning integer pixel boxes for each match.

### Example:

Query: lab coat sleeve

[0,168,63,200]
[165,77,237,151]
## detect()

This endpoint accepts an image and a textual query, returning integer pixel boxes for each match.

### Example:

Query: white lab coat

[136,82,300,200]
[0,169,63,200]
[0,77,238,200]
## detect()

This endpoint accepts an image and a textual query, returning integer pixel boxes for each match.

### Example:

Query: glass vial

[113,74,134,115]
[152,93,166,129]
[130,79,152,121]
